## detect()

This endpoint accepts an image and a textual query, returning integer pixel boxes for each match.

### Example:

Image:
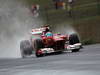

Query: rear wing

[31,28,45,35]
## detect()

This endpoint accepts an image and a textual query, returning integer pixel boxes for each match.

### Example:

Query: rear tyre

[20,40,33,58]
[33,39,44,57]
[69,33,80,52]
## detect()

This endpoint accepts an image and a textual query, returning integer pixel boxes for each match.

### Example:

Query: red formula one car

[20,26,82,58]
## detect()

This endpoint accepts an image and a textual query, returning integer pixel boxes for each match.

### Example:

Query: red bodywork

[31,27,68,51]
[42,34,68,50]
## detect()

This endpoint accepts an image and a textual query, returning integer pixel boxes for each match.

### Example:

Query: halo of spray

[0,0,44,58]
[53,23,77,35]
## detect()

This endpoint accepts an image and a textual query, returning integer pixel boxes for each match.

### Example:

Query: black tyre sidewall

[69,34,80,45]
[69,34,80,52]
[33,39,44,57]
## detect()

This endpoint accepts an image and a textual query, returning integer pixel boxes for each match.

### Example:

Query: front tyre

[33,39,44,57]
[69,33,80,52]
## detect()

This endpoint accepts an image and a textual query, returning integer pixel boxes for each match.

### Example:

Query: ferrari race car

[20,26,82,58]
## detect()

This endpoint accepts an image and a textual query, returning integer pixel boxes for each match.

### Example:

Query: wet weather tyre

[34,39,44,57]
[69,34,80,52]
[20,40,33,58]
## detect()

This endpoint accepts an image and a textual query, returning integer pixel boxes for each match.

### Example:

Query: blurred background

[26,0,100,45]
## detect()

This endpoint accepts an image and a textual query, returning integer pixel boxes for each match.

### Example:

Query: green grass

[74,15,100,44]
[74,0,97,6]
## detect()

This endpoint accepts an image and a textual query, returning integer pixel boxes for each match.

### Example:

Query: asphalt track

[0,44,100,75]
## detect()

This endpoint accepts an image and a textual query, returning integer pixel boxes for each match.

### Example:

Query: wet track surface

[0,44,100,75]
